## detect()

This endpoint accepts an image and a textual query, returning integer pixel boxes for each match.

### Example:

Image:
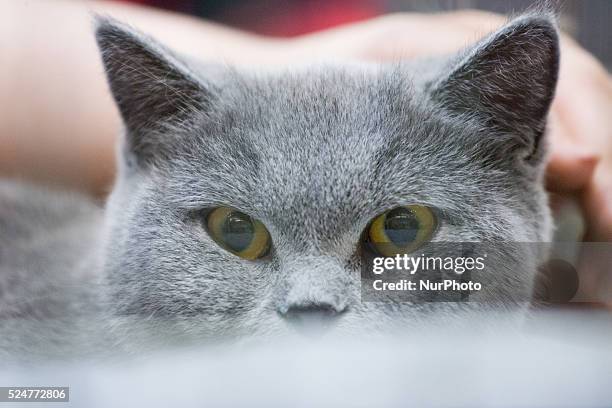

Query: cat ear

[95,16,211,164]
[430,14,559,161]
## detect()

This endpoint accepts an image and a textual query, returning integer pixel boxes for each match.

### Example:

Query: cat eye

[205,207,271,260]
[366,205,437,257]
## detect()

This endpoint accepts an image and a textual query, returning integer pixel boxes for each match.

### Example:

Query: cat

[0,11,559,354]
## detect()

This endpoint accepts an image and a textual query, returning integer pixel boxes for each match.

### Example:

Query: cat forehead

[159,67,482,218]
[175,66,445,179]
[199,65,434,154]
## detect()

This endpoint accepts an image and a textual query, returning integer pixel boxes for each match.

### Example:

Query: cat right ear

[428,13,560,164]
[95,16,212,165]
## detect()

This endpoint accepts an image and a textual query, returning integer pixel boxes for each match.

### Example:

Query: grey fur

[0,12,559,355]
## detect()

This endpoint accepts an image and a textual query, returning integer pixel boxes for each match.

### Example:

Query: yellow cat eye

[366,205,437,257]
[205,207,271,260]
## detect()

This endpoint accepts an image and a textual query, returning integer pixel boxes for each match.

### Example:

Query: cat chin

[0,302,531,363]
[106,303,530,346]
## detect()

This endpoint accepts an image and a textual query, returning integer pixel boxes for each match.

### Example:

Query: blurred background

[119,0,611,69]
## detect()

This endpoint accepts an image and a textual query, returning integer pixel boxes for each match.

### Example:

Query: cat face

[97,14,558,336]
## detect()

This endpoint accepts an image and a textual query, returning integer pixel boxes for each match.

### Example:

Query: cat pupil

[221,212,254,252]
[384,208,419,246]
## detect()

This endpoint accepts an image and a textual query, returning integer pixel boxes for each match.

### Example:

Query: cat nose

[279,302,346,334]
[276,255,351,333]
[281,302,345,318]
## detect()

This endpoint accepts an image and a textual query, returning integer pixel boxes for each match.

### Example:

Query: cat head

[96,13,559,337]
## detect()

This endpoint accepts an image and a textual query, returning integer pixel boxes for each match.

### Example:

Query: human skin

[1,2,610,301]
[0,0,286,196]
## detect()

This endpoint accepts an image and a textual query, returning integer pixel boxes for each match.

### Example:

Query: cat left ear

[430,14,560,160]
[95,16,212,164]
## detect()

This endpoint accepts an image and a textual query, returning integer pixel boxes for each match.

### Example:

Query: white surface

[1,310,611,407]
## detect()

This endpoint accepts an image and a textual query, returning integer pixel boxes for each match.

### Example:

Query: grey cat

[0,11,559,352]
